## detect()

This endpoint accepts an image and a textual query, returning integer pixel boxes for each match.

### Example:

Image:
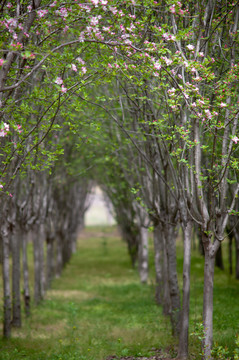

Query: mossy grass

[0,225,239,359]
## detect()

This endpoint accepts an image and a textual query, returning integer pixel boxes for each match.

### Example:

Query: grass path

[0,226,174,360]
[1,226,239,359]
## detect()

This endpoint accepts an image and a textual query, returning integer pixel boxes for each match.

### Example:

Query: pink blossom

[109,6,117,14]
[81,67,87,74]
[108,63,112,68]
[205,110,212,119]
[90,16,99,26]
[162,56,172,66]
[17,125,22,133]
[154,61,161,70]
[0,59,4,66]
[103,26,111,32]
[232,136,239,144]
[4,123,9,132]
[0,184,3,189]
[55,77,63,85]
[162,33,170,41]
[6,17,18,29]
[71,64,77,72]
[169,5,176,13]
[168,88,176,95]
[61,85,67,93]
[7,3,13,8]
[220,102,227,108]
[186,44,194,51]
[10,42,23,49]
[198,52,204,57]
[79,34,85,42]
[91,0,99,6]
[0,123,10,137]
[55,7,68,18]
[37,9,48,18]
[76,57,85,65]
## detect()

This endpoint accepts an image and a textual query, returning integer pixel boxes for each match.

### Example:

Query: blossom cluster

[0,123,9,137]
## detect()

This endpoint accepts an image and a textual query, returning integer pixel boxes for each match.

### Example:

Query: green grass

[0,226,239,359]
[0,226,173,360]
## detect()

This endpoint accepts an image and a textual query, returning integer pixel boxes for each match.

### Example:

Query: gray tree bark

[22,231,31,316]
[46,235,55,289]
[202,240,217,360]
[234,230,239,280]
[166,223,181,336]
[1,218,12,338]
[33,224,45,304]
[162,231,171,316]
[11,226,22,327]
[55,231,63,278]
[138,226,149,284]
[153,223,163,305]
[178,219,193,360]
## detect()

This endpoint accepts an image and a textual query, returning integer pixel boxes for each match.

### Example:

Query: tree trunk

[153,223,163,305]
[215,243,224,270]
[1,221,12,338]
[197,227,204,256]
[138,226,148,284]
[55,232,63,278]
[166,224,181,336]
[162,230,171,316]
[62,233,72,267]
[0,236,3,263]
[33,226,45,304]
[71,231,77,254]
[228,232,233,275]
[178,220,193,359]
[235,231,239,280]
[11,227,22,327]
[22,231,31,316]
[124,225,138,268]
[202,240,216,360]
[46,236,55,289]
[39,223,46,298]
